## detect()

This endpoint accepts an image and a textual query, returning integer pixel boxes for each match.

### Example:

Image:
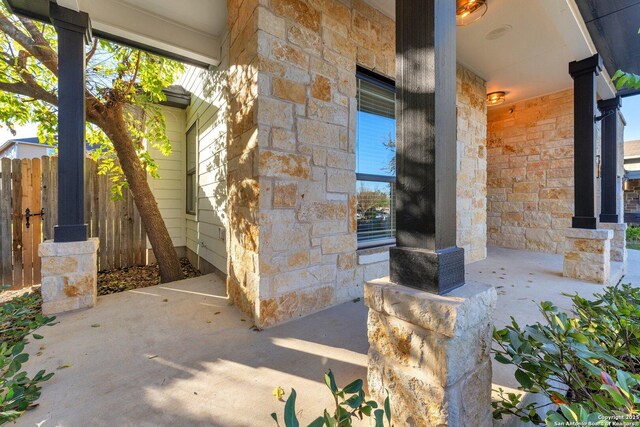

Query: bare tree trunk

[99,106,184,283]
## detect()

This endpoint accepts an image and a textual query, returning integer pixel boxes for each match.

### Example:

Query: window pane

[356,180,395,243]
[186,173,196,214]
[356,78,396,177]
[186,124,197,214]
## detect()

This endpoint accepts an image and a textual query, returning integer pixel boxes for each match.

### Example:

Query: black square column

[50,5,91,242]
[569,54,602,230]
[390,0,464,295]
[597,97,622,223]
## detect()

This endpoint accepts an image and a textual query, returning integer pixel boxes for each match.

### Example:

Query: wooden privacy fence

[0,156,147,289]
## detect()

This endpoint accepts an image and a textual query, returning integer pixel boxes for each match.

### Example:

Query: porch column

[598,97,628,264]
[598,97,621,223]
[569,54,602,230]
[365,1,496,425]
[50,5,91,242]
[37,5,99,315]
[564,54,616,284]
[390,0,464,295]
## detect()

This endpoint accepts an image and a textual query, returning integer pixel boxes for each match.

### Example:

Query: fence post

[0,159,12,287]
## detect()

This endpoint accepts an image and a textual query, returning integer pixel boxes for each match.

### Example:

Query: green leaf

[384,395,391,424]
[514,369,534,389]
[324,370,338,394]
[374,409,384,427]
[342,379,363,394]
[323,410,337,427]
[284,389,299,427]
[307,417,325,427]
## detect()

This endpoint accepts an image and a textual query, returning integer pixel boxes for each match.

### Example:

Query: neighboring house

[624,140,640,224]
[0,137,55,159]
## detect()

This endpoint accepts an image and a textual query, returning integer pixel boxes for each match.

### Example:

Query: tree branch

[125,51,141,98]
[0,81,57,106]
[86,38,98,62]
[0,10,58,76]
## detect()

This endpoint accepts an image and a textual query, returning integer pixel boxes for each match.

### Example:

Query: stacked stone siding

[227,0,487,327]
[625,179,640,224]
[457,67,487,263]
[487,89,575,254]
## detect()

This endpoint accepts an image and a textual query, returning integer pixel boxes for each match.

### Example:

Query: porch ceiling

[365,0,617,105]
[57,0,227,66]
[575,0,640,97]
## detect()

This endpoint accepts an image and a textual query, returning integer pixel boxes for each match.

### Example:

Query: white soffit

[364,0,616,104]
[57,0,227,66]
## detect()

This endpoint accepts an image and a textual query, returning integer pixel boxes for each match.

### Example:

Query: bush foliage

[0,290,55,424]
[271,370,392,427]
[492,284,640,426]
[627,226,640,243]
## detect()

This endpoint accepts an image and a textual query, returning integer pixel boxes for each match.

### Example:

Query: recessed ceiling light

[485,25,513,40]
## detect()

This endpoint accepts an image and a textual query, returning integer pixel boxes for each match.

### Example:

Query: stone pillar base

[365,279,497,426]
[38,238,99,315]
[563,228,612,284]
[599,223,627,264]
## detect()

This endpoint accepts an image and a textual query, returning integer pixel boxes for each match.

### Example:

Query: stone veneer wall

[457,67,488,263]
[625,179,640,224]
[487,89,576,254]
[227,0,487,327]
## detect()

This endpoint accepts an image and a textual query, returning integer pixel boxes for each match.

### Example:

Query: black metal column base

[599,213,619,223]
[572,216,597,229]
[389,246,465,295]
[54,224,88,243]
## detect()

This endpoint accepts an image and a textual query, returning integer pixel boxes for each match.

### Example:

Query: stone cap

[365,279,497,338]
[564,228,613,240]
[39,238,100,257]
[598,223,628,231]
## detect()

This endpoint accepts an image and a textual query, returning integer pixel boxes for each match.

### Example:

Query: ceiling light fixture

[456,0,488,26]
[487,91,506,106]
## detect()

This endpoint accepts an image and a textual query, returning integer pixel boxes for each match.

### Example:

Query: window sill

[357,239,396,251]
[357,241,395,265]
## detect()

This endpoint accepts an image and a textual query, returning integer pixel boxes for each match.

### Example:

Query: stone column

[39,238,99,315]
[599,222,627,263]
[365,280,497,426]
[563,229,612,284]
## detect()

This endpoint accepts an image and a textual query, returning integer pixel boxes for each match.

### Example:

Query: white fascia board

[76,0,221,66]
[539,0,616,100]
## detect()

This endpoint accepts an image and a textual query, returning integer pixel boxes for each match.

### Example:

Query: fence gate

[0,156,147,290]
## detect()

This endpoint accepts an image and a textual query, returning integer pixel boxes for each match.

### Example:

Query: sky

[622,95,640,142]
[0,122,38,143]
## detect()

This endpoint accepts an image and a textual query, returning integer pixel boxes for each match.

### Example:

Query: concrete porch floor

[19,247,640,426]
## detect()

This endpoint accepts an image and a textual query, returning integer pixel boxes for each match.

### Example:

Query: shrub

[627,226,640,243]
[492,284,640,426]
[0,290,56,424]
[271,370,392,427]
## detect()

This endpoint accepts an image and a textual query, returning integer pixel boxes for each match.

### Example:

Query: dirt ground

[97,257,201,295]
[1,258,201,303]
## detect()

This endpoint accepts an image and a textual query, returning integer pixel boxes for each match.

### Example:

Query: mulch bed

[98,257,201,295]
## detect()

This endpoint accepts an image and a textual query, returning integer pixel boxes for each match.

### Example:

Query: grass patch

[628,242,640,251]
